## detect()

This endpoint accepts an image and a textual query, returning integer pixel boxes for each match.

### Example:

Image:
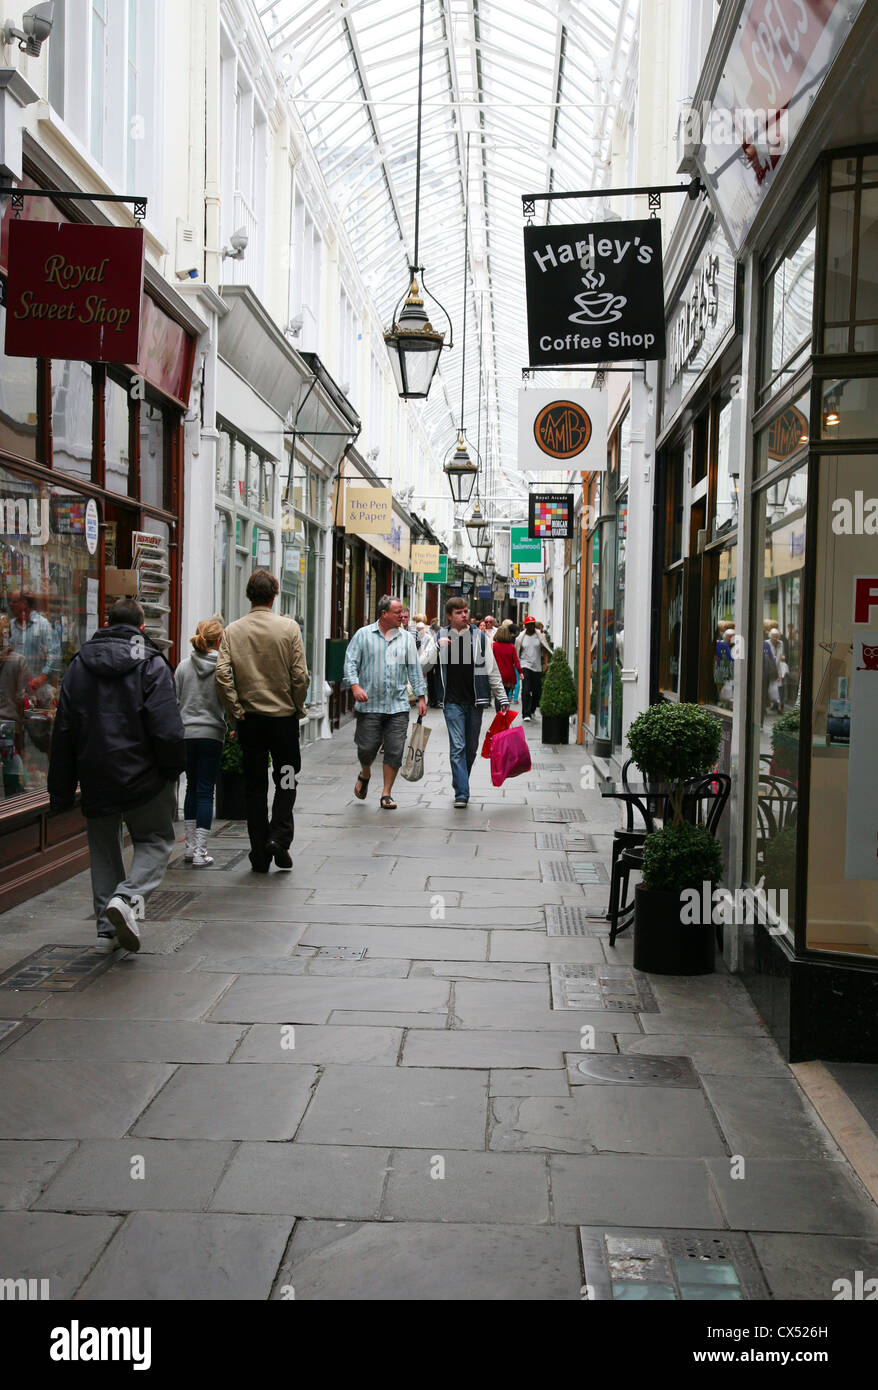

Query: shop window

[140,404,168,511]
[761,215,816,403]
[235,437,246,506]
[0,467,99,801]
[618,410,631,488]
[659,569,683,697]
[755,391,810,478]
[596,518,615,743]
[712,397,739,539]
[217,428,233,497]
[51,361,94,483]
[745,460,808,938]
[252,526,272,570]
[0,304,39,462]
[612,498,627,750]
[214,510,230,618]
[691,410,709,485]
[806,455,878,958]
[823,151,878,355]
[819,377,878,440]
[105,376,132,496]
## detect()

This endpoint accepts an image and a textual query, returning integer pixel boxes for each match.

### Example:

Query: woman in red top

[492,627,522,701]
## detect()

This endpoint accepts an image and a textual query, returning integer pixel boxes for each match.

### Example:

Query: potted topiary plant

[626,701,724,974]
[539,648,578,744]
[215,730,247,820]
[633,822,723,974]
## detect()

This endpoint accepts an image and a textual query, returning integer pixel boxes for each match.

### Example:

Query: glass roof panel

[260,0,638,494]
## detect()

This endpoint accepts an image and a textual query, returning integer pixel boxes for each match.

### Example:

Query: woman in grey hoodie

[174,618,227,866]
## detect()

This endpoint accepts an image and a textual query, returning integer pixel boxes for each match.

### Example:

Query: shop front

[0,185,200,909]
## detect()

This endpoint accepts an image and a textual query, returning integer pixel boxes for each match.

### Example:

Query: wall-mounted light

[2,2,54,57]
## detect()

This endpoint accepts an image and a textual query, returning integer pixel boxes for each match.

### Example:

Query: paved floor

[2,713,878,1301]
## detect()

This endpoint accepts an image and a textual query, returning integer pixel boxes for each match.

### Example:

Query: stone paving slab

[402,1028,616,1069]
[208,976,450,1024]
[36,1139,236,1212]
[619,1033,789,1076]
[0,987,51,1017]
[453,980,552,1011]
[29,969,236,1021]
[210,1143,391,1218]
[295,1065,489,1149]
[77,1211,293,1300]
[490,1089,728,1157]
[0,1140,75,1208]
[409,961,549,983]
[454,1004,644,1033]
[299,923,487,960]
[749,1232,878,1299]
[133,1063,318,1140]
[700,1074,843,1161]
[0,1060,175,1139]
[548,1155,726,1228]
[275,1219,581,1300]
[4,1019,246,1063]
[490,1069,571,1097]
[382,1149,550,1224]
[0,1212,120,1298]
[326,1010,448,1028]
[706,1158,878,1234]
[638,1010,769,1036]
[488,933,607,962]
[232,1024,402,1066]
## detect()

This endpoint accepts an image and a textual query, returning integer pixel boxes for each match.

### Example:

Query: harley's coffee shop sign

[524,218,666,367]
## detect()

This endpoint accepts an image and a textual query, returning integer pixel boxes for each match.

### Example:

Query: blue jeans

[444,701,483,802]
[183,738,223,829]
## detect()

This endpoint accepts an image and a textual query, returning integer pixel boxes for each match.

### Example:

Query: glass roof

[258,0,639,504]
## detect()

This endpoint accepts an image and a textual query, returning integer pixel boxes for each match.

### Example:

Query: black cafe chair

[606,757,664,942]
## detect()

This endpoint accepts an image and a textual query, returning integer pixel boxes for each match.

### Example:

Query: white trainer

[106,896,141,953]
[183,819,197,862]
[94,934,119,955]
[192,827,214,867]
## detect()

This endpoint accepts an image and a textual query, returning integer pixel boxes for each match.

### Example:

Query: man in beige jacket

[215,569,309,872]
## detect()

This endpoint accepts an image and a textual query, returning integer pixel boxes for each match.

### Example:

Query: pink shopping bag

[490,723,532,786]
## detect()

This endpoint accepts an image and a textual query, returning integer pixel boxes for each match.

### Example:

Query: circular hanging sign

[85,498,99,555]
[533,399,592,460]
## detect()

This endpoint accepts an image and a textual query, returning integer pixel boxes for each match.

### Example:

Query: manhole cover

[542,859,575,882]
[0,946,116,993]
[220,848,252,871]
[575,1055,699,1087]
[533,807,588,822]
[579,1229,769,1301]
[145,890,201,920]
[545,906,593,936]
[529,782,574,792]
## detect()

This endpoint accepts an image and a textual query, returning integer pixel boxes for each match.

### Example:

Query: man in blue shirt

[343,594,426,810]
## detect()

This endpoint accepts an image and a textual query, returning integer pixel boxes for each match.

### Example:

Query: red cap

[524,615,535,623]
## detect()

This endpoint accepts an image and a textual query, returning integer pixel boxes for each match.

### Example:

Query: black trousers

[238,713,301,862]
[522,668,543,718]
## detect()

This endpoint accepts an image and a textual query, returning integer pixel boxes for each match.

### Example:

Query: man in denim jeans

[420,597,508,808]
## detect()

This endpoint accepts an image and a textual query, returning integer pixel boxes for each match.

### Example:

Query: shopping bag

[490,724,532,787]
[480,706,517,759]
[399,715,431,782]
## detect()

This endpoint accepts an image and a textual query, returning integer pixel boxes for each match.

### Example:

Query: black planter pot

[540,714,571,744]
[633,882,715,976]
[215,769,247,820]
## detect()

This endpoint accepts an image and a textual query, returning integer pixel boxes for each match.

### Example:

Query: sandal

[354,773,370,800]
[379,794,397,810]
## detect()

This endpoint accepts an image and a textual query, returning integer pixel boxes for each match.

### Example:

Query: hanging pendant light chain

[413,0,426,274]
[459,129,471,435]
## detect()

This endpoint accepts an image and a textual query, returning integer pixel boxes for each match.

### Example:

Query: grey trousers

[86,782,177,935]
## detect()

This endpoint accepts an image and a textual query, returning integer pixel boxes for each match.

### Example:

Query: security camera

[285,314,304,337]
[221,226,248,260]
[3,1,55,56]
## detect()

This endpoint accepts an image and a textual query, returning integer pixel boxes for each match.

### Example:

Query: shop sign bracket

[521,177,704,223]
[0,185,148,223]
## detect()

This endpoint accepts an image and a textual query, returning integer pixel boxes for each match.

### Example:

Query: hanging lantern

[465,499,490,549]
[444,435,478,504]
[384,279,446,400]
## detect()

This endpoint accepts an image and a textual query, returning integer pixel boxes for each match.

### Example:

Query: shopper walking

[492,624,522,704]
[215,569,309,873]
[343,594,426,810]
[47,598,185,954]
[175,618,227,867]
[420,598,508,808]
[516,616,552,721]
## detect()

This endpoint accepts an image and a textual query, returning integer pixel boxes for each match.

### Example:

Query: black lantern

[444,435,478,504]
[383,0,451,401]
[465,499,490,549]
[484,558,496,583]
[385,279,446,400]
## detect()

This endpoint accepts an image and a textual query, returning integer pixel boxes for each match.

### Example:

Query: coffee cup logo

[569,270,627,326]
[534,400,592,460]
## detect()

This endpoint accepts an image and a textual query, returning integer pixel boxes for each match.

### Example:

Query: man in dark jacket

[48,598,185,955]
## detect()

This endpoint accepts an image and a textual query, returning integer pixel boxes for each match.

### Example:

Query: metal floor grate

[0,945,117,993]
[545,906,594,936]
[214,822,250,837]
[580,1229,769,1301]
[532,807,588,822]
[550,962,658,1012]
[531,762,565,771]
[144,890,202,919]
[528,782,574,792]
[542,859,575,882]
